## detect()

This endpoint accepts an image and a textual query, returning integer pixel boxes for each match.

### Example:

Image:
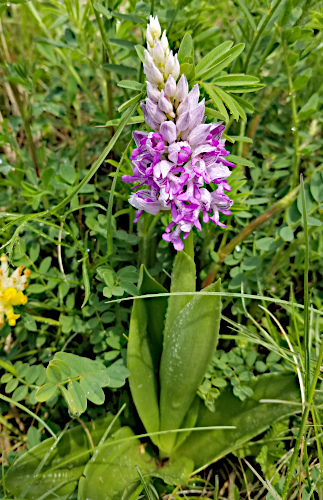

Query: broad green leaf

[202,82,229,122]
[37,352,122,414]
[35,383,58,402]
[198,44,245,80]
[12,385,28,402]
[138,265,168,368]
[172,373,300,468]
[178,33,193,63]
[213,75,259,86]
[310,172,323,202]
[105,359,130,388]
[174,396,200,450]
[5,416,120,499]
[195,41,233,77]
[163,251,196,344]
[67,380,87,415]
[298,93,318,121]
[159,280,221,454]
[78,426,194,500]
[127,298,160,445]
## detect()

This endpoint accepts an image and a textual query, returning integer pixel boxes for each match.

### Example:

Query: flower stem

[183,231,194,261]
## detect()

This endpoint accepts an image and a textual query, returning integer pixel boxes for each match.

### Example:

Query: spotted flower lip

[0,254,30,327]
[122,16,235,251]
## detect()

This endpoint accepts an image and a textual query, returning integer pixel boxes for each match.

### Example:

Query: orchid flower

[122,15,234,251]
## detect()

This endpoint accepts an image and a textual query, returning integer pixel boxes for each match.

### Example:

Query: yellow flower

[0,254,30,327]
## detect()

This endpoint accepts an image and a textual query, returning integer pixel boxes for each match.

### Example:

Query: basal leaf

[159,280,221,454]
[78,426,194,500]
[127,298,160,445]
[163,251,196,344]
[5,416,120,499]
[172,373,301,468]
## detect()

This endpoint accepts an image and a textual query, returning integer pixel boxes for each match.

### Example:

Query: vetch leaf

[198,44,245,80]
[298,93,318,121]
[195,41,233,77]
[213,74,260,86]
[117,80,144,91]
[93,2,112,19]
[202,82,229,122]
[178,33,193,63]
[35,383,58,402]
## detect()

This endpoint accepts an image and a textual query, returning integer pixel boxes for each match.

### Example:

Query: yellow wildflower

[0,254,30,327]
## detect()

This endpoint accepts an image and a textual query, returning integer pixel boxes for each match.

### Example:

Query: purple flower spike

[123,16,235,251]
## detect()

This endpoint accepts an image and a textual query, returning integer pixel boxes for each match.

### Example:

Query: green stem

[281,337,323,499]
[183,231,194,261]
[301,176,310,399]
[283,38,299,188]
[30,315,61,327]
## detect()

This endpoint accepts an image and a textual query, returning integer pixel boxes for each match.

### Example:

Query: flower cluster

[0,254,30,327]
[122,16,234,251]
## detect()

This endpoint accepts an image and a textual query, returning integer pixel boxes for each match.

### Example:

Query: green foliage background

[0,0,322,498]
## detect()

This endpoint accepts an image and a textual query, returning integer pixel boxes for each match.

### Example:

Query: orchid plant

[4,16,303,500]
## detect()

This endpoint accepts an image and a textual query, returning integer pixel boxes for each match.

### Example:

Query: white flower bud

[144,49,153,68]
[160,30,169,54]
[146,29,154,50]
[149,62,164,85]
[170,54,180,80]
[165,51,175,75]
[147,81,161,102]
[158,90,173,115]
[174,74,188,102]
[148,15,161,39]
[153,41,165,65]
[164,75,176,97]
